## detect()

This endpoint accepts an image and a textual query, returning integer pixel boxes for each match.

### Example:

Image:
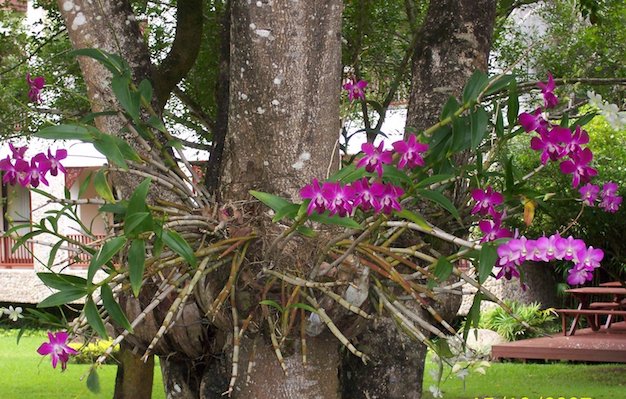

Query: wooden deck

[492,321,626,363]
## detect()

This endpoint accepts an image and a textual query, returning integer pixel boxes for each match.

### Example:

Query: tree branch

[153,0,204,112]
[172,87,216,133]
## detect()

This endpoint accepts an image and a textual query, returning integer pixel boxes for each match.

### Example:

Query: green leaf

[162,230,197,267]
[47,240,64,268]
[478,244,498,284]
[138,79,153,103]
[87,369,101,394]
[296,225,316,237]
[100,284,133,332]
[495,104,505,138]
[470,107,489,150]
[286,303,318,313]
[394,209,431,231]
[94,170,115,203]
[272,203,300,222]
[440,96,460,120]
[128,239,146,297]
[504,156,515,192]
[382,165,412,186]
[147,115,167,133]
[99,202,127,215]
[37,289,87,308]
[451,114,470,152]
[433,257,454,282]
[507,82,519,128]
[35,125,94,142]
[70,48,126,76]
[78,172,93,198]
[92,134,128,169]
[124,212,152,237]
[463,293,483,342]
[259,299,284,312]
[416,189,461,221]
[415,174,454,189]
[85,297,109,339]
[37,273,87,292]
[250,190,292,212]
[571,112,597,129]
[88,236,128,283]
[328,164,368,183]
[308,212,362,229]
[462,70,489,103]
[127,178,151,215]
[483,74,516,96]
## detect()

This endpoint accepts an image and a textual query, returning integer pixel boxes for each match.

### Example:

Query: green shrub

[68,339,120,365]
[479,301,558,341]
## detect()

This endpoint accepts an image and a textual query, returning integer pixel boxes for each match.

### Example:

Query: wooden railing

[66,234,106,267]
[0,235,34,268]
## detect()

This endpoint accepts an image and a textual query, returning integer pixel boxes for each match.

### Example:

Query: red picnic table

[558,286,626,336]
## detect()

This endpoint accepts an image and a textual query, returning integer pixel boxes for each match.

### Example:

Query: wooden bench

[556,309,626,336]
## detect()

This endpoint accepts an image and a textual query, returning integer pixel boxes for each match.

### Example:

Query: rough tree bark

[341,1,498,398]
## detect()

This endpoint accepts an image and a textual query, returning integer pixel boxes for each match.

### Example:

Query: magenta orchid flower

[555,235,586,262]
[35,149,67,176]
[343,79,367,101]
[356,142,393,178]
[300,178,329,215]
[470,186,504,215]
[495,262,520,280]
[322,181,354,217]
[350,178,379,211]
[579,183,599,206]
[530,126,570,165]
[9,143,27,159]
[26,73,45,104]
[37,331,77,370]
[371,182,403,214]
[562,125,590,157]
[601,182,619,198]
[537,72,558,109]
[392,135,429,169]
[599,194,622,213]
[0,156,18,185]
[575,246,604,271]
[518,108,548,134]
[567,265,592,285]
[478,212,512,243]
[559,147,597,187]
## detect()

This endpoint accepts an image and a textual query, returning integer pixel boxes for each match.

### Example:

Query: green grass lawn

[1,329,624,398]
[0,331,165,399]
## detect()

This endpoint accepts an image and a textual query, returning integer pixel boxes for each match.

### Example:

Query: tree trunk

[340,1,498,398]
[218,1,344,397]
[113,344,155,399]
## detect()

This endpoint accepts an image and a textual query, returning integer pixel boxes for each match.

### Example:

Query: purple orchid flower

[562,125,590,157]
[0,156,18,185]
[559,147,597,187]
[555,235,586,262]
[470,186,504,215]
[575,246,604,271]
[35,148,67,176]
[350,178,379,211]
[530,126,570,165]
[599,194,622,213]
[322,181,354,217]
[37,331,78,370]
[579,183,599,206]
[566,265,592,286]
[300,178,329,215]
[356,142,393,178]
[537,72,558,109]
[601,182,619,198]
[371,182,403,214]
[518,108,548,134]
[9,143,27,159]
[26,73,45,104]
[495,262,521,280]
[392,135,429,169]
[343,79,367,101]
[478,211,512,243]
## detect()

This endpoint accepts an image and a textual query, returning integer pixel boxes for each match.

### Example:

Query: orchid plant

[3,50,622,397]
